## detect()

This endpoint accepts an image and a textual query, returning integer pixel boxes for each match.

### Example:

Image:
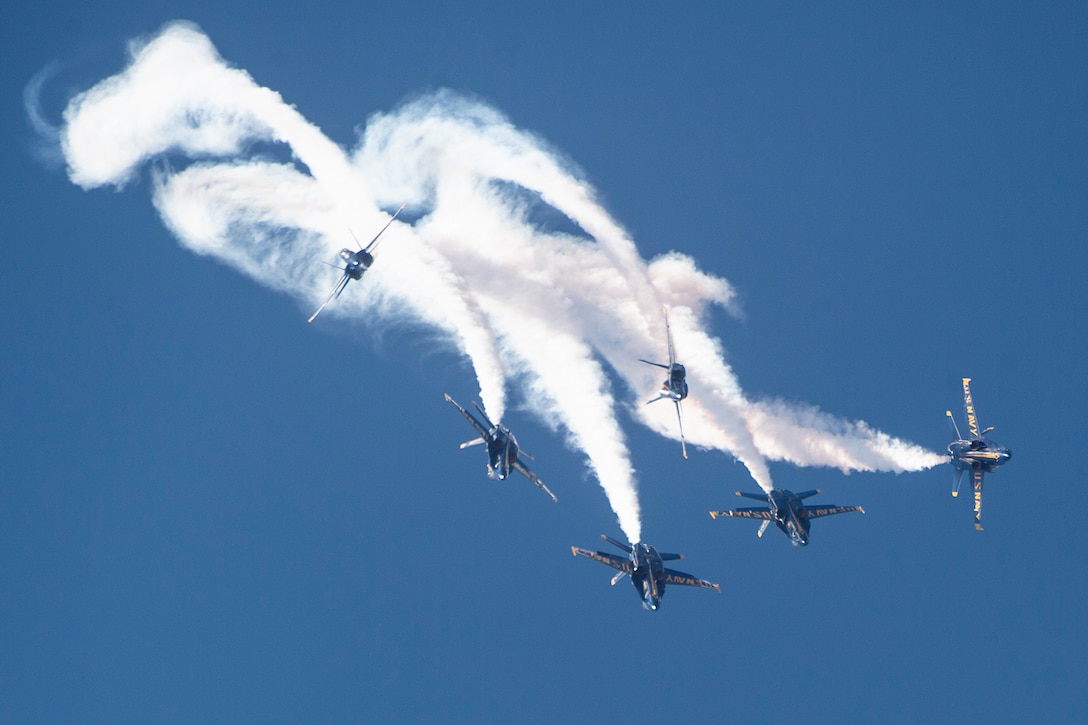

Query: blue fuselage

[486,426,519,479]
[948,438,1012,473]
[629,543,666,610]
[768,490,810,547]
[339,248,374,280]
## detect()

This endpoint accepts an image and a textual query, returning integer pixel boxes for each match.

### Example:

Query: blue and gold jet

[709,489,865,548]
[640,306,689,458]
[946,377,1012,530]
[571,534,720,610]
[444,393,557,502]
[307,204,405,323]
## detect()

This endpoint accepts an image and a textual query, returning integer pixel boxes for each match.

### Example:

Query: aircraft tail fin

[796,489,822,500]
[952,467,965,497]
[757,520,771,538]
[601,534,633,554]
[470,400,495,428]
[459,437,485,449]
[946,410,963,440]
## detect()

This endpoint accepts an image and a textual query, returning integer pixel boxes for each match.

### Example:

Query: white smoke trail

[55,23,943,541]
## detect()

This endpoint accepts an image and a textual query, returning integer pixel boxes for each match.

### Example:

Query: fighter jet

[946,377,1012,530]
[571,534,720,611]
[639,306,689,458]
[710,489,865,548]
[307,203,406,323]
[444,393,557,502]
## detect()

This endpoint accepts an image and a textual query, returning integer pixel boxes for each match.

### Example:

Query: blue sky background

[3,2,1087,723]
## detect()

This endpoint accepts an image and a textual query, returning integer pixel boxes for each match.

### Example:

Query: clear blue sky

[3,2,1086,723]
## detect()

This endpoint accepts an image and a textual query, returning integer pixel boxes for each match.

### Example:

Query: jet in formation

[571,534,720,610]
[639,306,689,458]
[709,488,865,548]
[444,394,557,502]
[946,377,1012,530]
[308,203,406,323]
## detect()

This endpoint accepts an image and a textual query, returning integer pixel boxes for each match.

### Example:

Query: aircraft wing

[972,469,985,531]
[307,272,350,323]
[709,507,774,520]
[674,399,687,459]
[807,505,865,519]
[512,460,557,503]
[571,547,633,575]
[662,305,676,366]
[662,568,721,592]
[962,377,981,439]
[444,394,490,441]
[361,203,406,253]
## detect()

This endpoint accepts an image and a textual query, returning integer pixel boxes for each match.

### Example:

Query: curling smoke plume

[53,23,945,543]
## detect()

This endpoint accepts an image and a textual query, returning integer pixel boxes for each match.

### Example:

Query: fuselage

[486,425,519,479]
[948,438,1012,473]
[666,364,688,400]
[339,248,374,280]
[768,489,810,547]
[629,543,666,610]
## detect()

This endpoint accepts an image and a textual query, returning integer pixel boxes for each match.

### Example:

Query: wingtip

[713,584,722,593]
[858,506,866,515]
[951,491,959,498]
[708,511,719,519]
[570,546,579,556]
[734,491,742,497]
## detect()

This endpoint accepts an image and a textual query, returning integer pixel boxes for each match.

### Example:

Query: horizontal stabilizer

[712,507,774,520]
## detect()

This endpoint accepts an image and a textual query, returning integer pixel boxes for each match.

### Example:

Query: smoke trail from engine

[53,23,944,542]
